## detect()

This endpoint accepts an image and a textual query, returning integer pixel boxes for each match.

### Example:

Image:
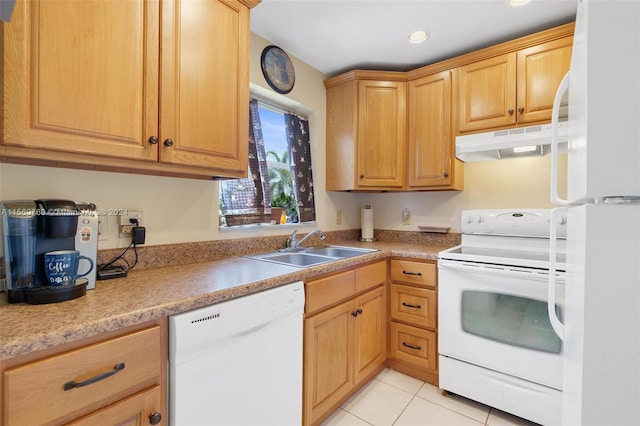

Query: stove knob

[477,215,484,223]
[557,215,567,225]
[465,216,473,224]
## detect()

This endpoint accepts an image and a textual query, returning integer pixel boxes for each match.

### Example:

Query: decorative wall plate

[261,45,295,94]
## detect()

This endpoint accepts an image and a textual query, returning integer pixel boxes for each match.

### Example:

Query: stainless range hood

[455,122,568,162]
[1,0,16,22]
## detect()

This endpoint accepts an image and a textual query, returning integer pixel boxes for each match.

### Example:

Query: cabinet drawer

[355,261,386,293]
[390,260,436,287]
[389,322,437,371]
[305,270,356,314]
[4,326,162,425]
[390,284,436,328]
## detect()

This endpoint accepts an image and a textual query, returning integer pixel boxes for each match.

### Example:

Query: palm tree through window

[219,98,316,227]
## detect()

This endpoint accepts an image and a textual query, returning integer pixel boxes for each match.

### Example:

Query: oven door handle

[548,207,566,341]
[438,259,555,281]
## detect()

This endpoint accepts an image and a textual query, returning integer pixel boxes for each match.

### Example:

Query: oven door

[438,258,565,390]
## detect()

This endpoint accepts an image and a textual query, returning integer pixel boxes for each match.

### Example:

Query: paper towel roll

[361,206,374,240]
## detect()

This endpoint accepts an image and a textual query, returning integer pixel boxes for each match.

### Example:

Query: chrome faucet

[286,229,325,250]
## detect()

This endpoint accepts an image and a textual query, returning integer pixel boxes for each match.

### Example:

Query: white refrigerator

[548,0,640,424]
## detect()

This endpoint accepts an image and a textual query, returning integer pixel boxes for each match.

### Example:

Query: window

[219,98,316,227]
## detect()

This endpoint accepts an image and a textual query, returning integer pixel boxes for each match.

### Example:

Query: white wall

[0,32,565,248]
[356,155,567,233]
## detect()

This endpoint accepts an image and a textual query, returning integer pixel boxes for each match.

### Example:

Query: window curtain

[220,99,270,217]
[285,112,315,223]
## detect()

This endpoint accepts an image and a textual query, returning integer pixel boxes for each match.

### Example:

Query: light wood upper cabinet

[1,0,258,179]
[456,53,517,133]
[159,0,251,172]
[2,0,159,161]
[516,37,573,124]
[407,70,463,190]
[325,72,406,191]
[357,80,406,188]
[456,34,573,133]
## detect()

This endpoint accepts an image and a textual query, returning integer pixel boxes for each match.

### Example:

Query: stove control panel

[460,209,566,238]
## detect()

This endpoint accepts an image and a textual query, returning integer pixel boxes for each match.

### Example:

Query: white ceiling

[250,0,578,77]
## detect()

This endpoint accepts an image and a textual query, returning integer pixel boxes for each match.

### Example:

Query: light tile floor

[322,369,540,426]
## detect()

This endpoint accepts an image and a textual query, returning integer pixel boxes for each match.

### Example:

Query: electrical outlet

[402,208,411,225]
[97,213,109,241]
[336,209,342,225]
[119,210,143,238]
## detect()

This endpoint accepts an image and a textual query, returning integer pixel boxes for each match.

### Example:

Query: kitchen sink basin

[255,252,335,267]
[303,246,377,258]
[245,245,378,268]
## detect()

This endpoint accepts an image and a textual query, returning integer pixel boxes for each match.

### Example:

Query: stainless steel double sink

[244,245,378,268]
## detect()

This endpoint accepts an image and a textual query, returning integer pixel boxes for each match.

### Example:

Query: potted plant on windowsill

[270,193,296,224]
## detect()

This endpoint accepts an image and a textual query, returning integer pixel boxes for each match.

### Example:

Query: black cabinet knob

[148,136,159,145]
[508,108,514,115]
[164,139,174,147]
[149,412,162,425]
[518,107,525,113]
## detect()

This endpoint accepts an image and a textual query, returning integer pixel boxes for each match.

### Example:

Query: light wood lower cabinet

[68,386,163,426]
[1,321,167,426]
[303,261,387,426]
[387,259,439,386]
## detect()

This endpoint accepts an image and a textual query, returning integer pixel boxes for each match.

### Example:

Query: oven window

[461,291,562,354]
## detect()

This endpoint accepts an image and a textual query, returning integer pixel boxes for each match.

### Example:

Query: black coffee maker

[1,199,98,304]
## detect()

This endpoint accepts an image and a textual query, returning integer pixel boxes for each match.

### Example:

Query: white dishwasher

[169,281,305,426]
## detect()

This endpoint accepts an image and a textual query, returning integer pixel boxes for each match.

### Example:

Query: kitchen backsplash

[96,229,460,271]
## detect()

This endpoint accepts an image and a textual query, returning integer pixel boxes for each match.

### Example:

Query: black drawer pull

[63,362,126,391]
[402,342,421,351]
[402,270,422,276]
[402,302,422,309]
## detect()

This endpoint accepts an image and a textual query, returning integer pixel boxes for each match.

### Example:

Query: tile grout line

[410,391,490,425]
[340,407,375,426]
[391,394,419,426]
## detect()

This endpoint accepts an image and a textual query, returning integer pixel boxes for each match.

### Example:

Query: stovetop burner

[439,209,567,271]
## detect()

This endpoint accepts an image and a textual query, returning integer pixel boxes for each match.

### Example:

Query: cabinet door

[357,80,406,188]
[353,286,386,384]
[304,300,354,425]
[159,0,249,173]
[2,0,159,161]
[516,37,573,124]
[68,386,163,426]
[408,71,453,187]
[456,53,516,133]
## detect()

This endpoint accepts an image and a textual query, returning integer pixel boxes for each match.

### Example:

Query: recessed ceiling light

[408,30,429,44]
[508,0,531,6]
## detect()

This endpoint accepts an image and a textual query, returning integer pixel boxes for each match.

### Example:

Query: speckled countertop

[0,234,459,361]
